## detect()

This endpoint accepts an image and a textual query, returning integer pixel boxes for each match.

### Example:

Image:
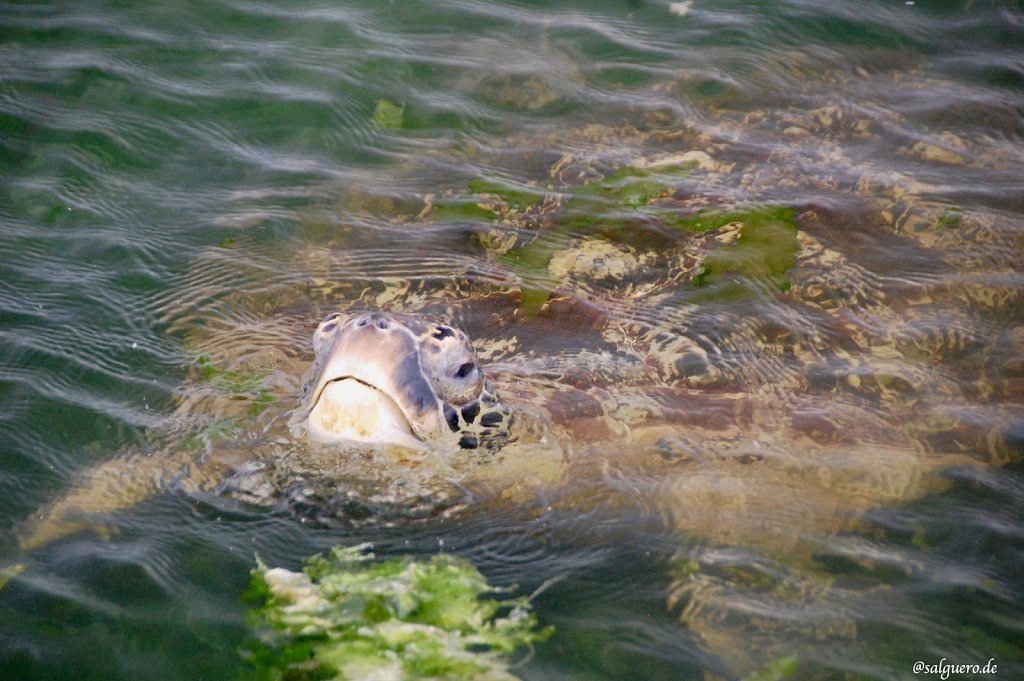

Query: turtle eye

[454,362,476,379]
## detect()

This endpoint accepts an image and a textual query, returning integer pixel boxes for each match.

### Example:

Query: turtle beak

[307,377,425,450]
[302,315,447,448]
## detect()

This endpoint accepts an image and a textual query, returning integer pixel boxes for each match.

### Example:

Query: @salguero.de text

[914,658,997,678]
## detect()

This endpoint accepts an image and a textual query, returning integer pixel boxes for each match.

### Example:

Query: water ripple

[2,1,1023,679]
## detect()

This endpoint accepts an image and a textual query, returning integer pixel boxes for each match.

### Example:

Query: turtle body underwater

[14,63,1024,679]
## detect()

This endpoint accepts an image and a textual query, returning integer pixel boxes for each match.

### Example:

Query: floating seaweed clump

[243,544,552,681]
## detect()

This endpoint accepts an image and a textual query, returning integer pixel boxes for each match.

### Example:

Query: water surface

[2,1,1023,679]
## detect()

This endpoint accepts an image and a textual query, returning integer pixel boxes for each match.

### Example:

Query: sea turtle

[15,62,1024,680]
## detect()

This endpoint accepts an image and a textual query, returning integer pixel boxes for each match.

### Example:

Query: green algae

[432,198,497,222]
[182,417,243,453]
[669,205,795,233]
[558,163,692,229]
[432,166,797,316]
[744,653,801,681]
[699,211,798,281]
[178,352,279,452]
[431,178,544,224]
[243,544,551,681]
[467,178,544,211]
[683,207,799,303]
[582,164,693,208]
[372,99,405,129]
[936,208,962,228]
[500,234,570,318]
[475,167,683,316]
[193,353,277,415]
[195,353,264,393]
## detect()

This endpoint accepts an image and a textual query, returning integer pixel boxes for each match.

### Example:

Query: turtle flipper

[16,452,185,552]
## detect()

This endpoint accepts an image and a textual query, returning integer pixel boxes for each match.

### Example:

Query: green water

[2,1,1023,679]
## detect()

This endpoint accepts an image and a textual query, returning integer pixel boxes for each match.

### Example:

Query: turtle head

[297,311,509,451]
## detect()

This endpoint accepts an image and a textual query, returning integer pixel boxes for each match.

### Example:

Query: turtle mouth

[307,376,425,450]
